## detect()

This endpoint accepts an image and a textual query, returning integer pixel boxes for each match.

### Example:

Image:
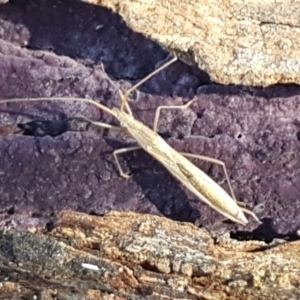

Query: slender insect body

[112,107,248,225]
[176,162,248,225]
[112,107,161,147]
[0,56,260,225]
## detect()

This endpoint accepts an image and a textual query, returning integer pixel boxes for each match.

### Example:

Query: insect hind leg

[153,99,244,206]
[240,207,262,224]
[179,152,238,201]
[179,152,261,224]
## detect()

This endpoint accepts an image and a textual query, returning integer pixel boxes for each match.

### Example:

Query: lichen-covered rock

[0,211,299,299]
[0,2,299,298]
[86,0,300,86]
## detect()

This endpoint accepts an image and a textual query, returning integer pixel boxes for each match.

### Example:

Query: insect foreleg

[121,56,178,113]
[99,56,178,114]
[113,146,142,179]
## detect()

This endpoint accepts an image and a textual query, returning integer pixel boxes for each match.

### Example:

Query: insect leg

[153,98,197,132]
[75,115,141,179]
[239,207,262,224]
[76,115,143,179]
[98,64,134,116]
[113,146,142,179]
[178,152,237,200]
[153,100,246,206]
[75,114,123,131]
[179,152,261,223]
[99,56,177,115]
[121,56,178,113]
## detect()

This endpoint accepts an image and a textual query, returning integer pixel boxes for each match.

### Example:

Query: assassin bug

[0,56,260,225]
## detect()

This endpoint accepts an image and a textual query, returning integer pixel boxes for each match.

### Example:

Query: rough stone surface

[0,210,299,299]
[0,1,300,297]
[0,0,300,239]
[87,0,300,86]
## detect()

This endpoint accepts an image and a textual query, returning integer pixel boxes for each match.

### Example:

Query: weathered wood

[0,211,299,299]
[87,0,300,86]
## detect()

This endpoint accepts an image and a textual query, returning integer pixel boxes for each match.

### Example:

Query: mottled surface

[0,211,300,299]
[88,0,300,86]
[0,1,300,241]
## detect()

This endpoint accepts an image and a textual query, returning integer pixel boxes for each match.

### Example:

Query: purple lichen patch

[0,0,300,241]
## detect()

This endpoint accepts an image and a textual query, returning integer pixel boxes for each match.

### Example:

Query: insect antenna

[99,63,133,116]
[121,56,178,112]
[100,56,177,115]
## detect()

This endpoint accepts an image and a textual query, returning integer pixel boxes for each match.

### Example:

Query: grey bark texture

[0,211,299,299]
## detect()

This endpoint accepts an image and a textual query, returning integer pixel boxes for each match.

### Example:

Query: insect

[0,56,260,225]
